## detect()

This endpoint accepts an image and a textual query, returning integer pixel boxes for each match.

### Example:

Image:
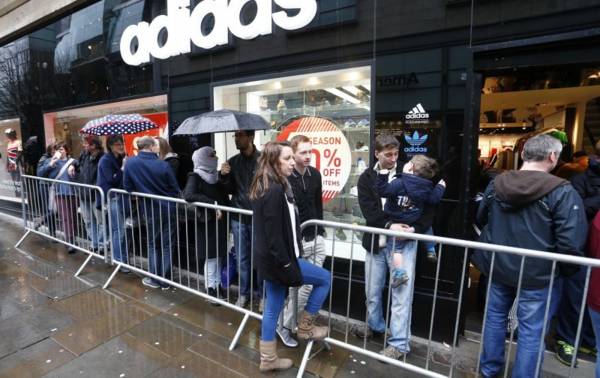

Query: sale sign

[277,116,351,203]
[123,112,168,156]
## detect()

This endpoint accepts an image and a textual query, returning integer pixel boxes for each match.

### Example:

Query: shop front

[2,0,600,344]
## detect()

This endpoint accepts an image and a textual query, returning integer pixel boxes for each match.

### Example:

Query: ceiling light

[307,77,319,86]
[273,81,282,90]
[324,88,360,104]
[347,71,361,81]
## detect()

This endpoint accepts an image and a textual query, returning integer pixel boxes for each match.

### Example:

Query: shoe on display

[391,268,409,288]
[555,340,578,367]
[344,120,357,129]
[357,119,369,128]
[276,326,299,348]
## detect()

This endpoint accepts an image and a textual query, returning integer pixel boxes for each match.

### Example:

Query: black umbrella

[173,109,270,136]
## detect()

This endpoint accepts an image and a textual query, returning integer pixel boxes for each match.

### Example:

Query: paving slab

[0,338,76,378]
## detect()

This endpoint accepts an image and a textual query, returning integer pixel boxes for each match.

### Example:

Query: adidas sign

[405,103,430,120]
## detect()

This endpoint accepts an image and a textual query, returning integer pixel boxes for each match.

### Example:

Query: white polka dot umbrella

[79,114,158,136]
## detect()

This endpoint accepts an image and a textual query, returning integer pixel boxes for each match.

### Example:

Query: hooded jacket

[473,170,587,289]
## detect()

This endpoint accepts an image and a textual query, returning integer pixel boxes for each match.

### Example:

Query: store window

[213,65,371,259]
[0,119,23,202]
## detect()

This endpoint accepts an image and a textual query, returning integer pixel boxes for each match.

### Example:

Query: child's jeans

[389,226,436,254]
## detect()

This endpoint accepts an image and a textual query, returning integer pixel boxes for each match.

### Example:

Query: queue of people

[30,129,600,375]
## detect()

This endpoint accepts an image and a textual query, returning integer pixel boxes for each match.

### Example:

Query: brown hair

[155,137,172,159]
[290,134,311,152]
[54,141,70,156]
[374,134,400,152]
[410,155,439,179]
[249,141,291,200]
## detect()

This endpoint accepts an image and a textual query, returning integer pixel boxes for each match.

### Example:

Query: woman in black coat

[183,146,230,300]
[250,141,331,373]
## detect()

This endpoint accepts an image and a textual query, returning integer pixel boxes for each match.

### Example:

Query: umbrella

[80,114,158,136]
[172,109,270,136]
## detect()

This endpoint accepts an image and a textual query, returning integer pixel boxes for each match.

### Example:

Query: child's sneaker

[426,249,438,263]
[391,268,409,288]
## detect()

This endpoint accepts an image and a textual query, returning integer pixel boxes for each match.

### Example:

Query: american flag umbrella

[79,114,158,136]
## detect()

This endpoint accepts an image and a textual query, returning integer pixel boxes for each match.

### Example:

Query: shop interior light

[273,81,282,90]
[324,88,361,104]
[307,77,320,86]
[588,71,600,79]
[347,71,361,81]
[342,86,360,96]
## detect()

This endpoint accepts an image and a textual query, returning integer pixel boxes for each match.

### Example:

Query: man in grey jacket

[475,134,587,378]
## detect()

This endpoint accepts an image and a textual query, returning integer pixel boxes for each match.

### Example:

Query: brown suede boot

[296,310,328,341]
[259,340,293,372]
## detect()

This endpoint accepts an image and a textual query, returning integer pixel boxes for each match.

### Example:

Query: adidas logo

[404,131,428,146]
[406,103,429,120]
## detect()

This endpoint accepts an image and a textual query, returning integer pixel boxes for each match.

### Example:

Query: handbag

[48,158,74,212]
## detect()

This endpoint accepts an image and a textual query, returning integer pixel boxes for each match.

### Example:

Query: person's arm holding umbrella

[219,158,237,195]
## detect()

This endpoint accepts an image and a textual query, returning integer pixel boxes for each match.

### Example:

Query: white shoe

[276,326,298,348]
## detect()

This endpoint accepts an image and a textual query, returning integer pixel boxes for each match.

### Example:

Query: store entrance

[465,63,600,334]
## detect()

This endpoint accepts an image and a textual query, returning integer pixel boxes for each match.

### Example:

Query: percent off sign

[277,116,352,203]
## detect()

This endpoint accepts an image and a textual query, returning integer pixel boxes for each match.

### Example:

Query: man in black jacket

[70,137,104,252]
[552,148,599,366]
[475,135,587,377]
[220,130,261,308]
[356,134,435,360]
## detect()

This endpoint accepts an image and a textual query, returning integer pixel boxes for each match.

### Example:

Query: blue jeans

[480,281,557,378]
[232,219,261,297]
[555,268,596,348]
[587,307,600,378]
[364,240,418,353]
[80,200,103,249]
[146,201,175,280]
[261,259,331,341]
[423,227,436,252]
[110,197,129,264]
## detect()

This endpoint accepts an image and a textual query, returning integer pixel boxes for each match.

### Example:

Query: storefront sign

[405,103,430,123]
[403,131,429,155]
[376,73,419,89]
[120,0,318,66]
[277,116,351,203]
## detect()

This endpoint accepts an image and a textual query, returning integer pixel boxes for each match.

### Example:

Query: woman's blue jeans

[261,259,331,341]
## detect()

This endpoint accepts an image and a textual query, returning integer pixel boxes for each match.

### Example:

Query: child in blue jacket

[376,154,445,287]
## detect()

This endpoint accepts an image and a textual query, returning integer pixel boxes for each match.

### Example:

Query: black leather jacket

[220,146,260,223]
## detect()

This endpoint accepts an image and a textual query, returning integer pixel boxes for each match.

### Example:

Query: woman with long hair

[37,141,77,253]
[250,141,331,372]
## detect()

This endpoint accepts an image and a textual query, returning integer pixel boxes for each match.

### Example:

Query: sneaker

[391,268,409,288]
[235,295,249,308]
[119,267,131,274]
[380,345,404,361]
[555,340,578,367]
[276,326,299,348]
[579,345,597,358]
[67,247,77,255]
[142,277,160,289]
[207,287,221,306]
[426,249,438,263]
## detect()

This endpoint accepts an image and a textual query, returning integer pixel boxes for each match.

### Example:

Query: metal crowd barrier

[16,174,108,276]
[297,219,600,378]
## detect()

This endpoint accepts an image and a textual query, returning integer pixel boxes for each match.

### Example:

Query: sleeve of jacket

[426,184,446,204]
[476,182,494,227]
[315,169,324,220]
[358,171,393,229]
[262,185,293,267]
[571,173,600,219]
[123,166,133,192]
[552,185,588,257]
[36,158,51,177]
[219,157,237,195]
[164,165,181,197]
[375,172,400,197]
[183,174,213,204]
[412,204,435,234]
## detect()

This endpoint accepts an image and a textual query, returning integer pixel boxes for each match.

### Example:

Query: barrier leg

[229,313,250,351]
[103,264,121,289]
[297,340,314,378]
[74,254,93,277]
[15,230,31,248]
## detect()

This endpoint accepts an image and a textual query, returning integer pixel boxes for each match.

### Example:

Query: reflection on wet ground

[0,216,594,377]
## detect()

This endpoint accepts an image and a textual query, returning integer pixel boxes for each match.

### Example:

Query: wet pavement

[0,214,595,377]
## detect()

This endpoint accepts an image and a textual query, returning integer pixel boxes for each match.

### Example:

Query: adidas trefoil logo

[406,103,430,120]
[404,131,428,146]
